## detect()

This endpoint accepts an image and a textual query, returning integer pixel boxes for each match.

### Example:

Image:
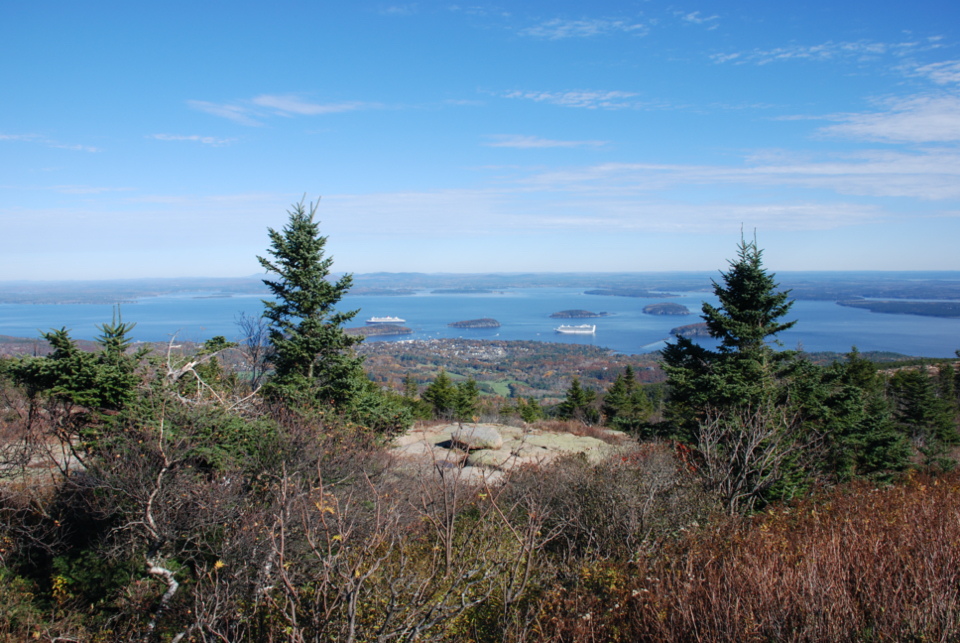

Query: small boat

[555,324,596,335]
[366,316,406,324]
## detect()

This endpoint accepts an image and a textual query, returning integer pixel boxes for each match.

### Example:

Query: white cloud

[913,60,960,85]
[188,95,378,124]
[187,100,263,126]
[380,4,417,15]
[682,11,718,25]
[317,189,882,235]
[502,89,639,109]
[519,148,960,200]
[484,135,607,148]
[820,95,960,143]
[711,39,935,66]
[0,133,100,152]
[250,94,376,115]
[149,134,236,146]
[520,18,648,39]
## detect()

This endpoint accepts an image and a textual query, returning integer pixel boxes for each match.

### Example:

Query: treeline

[1,208,959,642]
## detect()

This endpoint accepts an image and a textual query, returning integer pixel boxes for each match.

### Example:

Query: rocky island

[643,302,691,315]
[448,318,501,329]
[344,324,413,337]
[669,322,710,338]
[549,309,610,319]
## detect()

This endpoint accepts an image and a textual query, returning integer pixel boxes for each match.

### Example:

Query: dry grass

[536,471,960,642]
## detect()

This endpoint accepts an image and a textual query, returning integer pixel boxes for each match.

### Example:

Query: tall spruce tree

[258,198,363,406]
[662,236,796,433]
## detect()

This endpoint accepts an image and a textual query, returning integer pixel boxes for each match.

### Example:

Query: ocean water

[1,288,958,357]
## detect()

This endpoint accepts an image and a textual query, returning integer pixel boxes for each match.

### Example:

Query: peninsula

[643,302,691,315]
[585,288,679,298]
[448,318,501,329]
[836,300,960,318]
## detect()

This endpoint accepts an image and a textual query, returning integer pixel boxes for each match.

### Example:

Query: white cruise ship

[555,324,596,335]
[366,316,406,324]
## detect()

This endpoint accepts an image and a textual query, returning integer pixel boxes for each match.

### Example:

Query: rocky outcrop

[391,423,623,485]
[451,424,503,450]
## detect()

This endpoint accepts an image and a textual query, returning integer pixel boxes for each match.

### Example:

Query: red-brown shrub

[536,472,960,642]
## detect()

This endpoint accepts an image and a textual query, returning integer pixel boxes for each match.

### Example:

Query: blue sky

[2,0,960,279]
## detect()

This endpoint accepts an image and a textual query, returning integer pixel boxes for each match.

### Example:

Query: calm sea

[1,288,958,357]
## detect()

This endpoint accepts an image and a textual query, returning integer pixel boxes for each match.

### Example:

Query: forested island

[550,309,609,318]
[344,324,413,337]
[837,299,960,318]
[643,302,691,315]
[448,318,501,328]
[670,321,711,337]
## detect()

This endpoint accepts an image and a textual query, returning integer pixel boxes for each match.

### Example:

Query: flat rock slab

[391,423,621,480]
[451,424,503,450]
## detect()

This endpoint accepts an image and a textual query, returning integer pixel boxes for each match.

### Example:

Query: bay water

[1,288,958,357]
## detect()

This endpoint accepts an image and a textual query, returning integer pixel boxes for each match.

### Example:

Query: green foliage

[782,349,910,483]
[888,366,960,462]
[422,369,456,416]
[258,199,364,407]
[9,316,148,420]
[256,199,411,433]
[453,377,481,420]
[601,365,653,431]
[421,370,481,420]
[516,396,545,423]
[558,377,599,424]
[662,237,796,435]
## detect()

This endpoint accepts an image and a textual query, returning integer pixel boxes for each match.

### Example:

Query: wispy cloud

[149,134,236,146]
[912,60,960,85]
[188,95,379,125]
[681,11,719,26]
[0,133,100,152]
[520,18,648,39]
[379,4,417,15]
[318,189,882,235]
[820,95,960,143]
[711,39,939,66]
[484,135,607,148]
[502,89,639,109]
[520,148,960,200]
[187,100,263,126]
[250,95,376,115]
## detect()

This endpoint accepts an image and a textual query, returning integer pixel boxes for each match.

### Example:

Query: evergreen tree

[453,378,481,420]
[662,236,796,434]
[257,199,410,432]
[889,367,959,459]
[601,373,629,422]
[422,370,457,418]
[602,365,654,431]
[258,199,363,406]
[558,377,599,424]
[516,396,545,423]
